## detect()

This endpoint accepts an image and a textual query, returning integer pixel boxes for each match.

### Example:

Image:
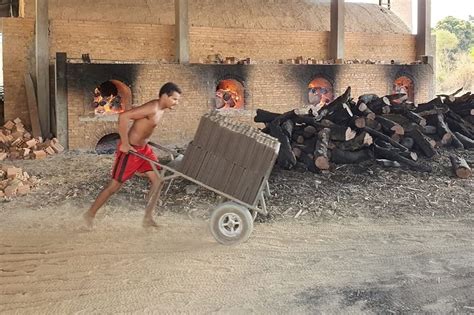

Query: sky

[429,0,473,26]
[346,0,473,29]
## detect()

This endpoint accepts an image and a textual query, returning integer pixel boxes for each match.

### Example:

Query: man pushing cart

[84,82,280,245]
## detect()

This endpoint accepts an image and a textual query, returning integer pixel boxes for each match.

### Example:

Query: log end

[315,156,330,170]
[455,168,472,179]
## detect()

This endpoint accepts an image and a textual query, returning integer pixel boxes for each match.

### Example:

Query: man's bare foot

[83,212,95,229]
[143,217,159,228]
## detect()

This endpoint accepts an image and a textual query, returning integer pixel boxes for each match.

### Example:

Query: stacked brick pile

[178,112,280,205]
[0,165,38,198]
[0,118,64,161]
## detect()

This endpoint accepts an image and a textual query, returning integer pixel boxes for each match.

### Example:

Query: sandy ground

[0,152,473,314]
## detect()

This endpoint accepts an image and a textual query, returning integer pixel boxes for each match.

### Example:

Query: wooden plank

[24,74,42,138]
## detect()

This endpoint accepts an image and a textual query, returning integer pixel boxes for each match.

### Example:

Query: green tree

[435,16,473,52]
[435,29,459,75]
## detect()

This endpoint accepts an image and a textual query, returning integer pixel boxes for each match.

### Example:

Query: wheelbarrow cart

[129,112,280,245]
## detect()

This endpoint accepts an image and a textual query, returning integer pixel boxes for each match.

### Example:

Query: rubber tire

[210,202,254,245]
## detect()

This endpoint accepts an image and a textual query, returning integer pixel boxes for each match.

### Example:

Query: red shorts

[112,143,159,183]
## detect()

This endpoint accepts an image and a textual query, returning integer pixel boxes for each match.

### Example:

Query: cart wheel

[210,202,254,245]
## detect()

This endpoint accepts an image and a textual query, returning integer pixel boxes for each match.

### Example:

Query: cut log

[268,122,296,169]
[365,117,382,131]
[406,127,437,158]
[437,87,463,103]
[254,109,281,123]
[364,127,409,152]
[335,131,373,151]
[414,96,444,113]
[435,111,454,146]
[314,128,331,170]
[366,96,390,114]
[349,116,366,129]
[373,143,432,172]
[376,159,401,168]
[422,125,437,135]
[374,115,404,135]
[330,148,373,164]
[400,137,415,150]
[298,153,318,173]
[385,93,408,104]
[323,86,352,114]
[454,132,474,149]
[303,125,317,138]
[445,116,474,139]
[254,109,297,124]
[449,155,472,179]
[327,126,356,142]
[358,93,379,105]
[325,103,354,125]
[281,119,295,138]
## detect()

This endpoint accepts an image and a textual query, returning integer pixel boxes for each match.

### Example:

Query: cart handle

[148,141,179,156]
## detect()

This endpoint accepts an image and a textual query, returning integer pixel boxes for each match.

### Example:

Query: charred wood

[364,127,409,152]
[330,148,373,164]
[405,127,437,158]
[454,132,474,149]
[373,143,432,172]
[349,116,366,129]
[314,128,331,170]
[376,159,401,168]
[374,115,405,135]
[269,122,296,169]
[414,96,444,113]
[335,131,373,151]
[400,137,415,150]
[366,96,390,115]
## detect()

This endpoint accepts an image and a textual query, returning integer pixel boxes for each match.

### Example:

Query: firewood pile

[255,87,473,179]
[0,165,39,198]
[0,118,64,161]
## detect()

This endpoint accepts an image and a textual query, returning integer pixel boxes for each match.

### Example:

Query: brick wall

[66,63,433,150]
[2,16,421,133]
[189,28,416,64]
[189,27,330,62]
[2,18,35,124]
[49,20,175,61]
[345,32,416,63]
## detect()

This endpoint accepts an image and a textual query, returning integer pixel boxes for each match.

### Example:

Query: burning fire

[215,79,244,109]
[92,87,123,115]
[308,78,334,109]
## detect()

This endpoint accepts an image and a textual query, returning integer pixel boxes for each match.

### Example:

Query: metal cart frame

[129,141,277,245]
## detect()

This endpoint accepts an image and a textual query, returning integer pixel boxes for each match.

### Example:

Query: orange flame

[93,88,124,115]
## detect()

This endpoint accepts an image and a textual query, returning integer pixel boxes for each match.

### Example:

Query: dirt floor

[0,150,473,314]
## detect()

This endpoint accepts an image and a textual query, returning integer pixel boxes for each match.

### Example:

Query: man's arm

[118,101,156,153]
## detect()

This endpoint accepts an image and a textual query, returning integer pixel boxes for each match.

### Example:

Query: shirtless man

[83,82,182,228]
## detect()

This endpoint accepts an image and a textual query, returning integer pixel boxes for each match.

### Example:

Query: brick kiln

[1,0,434,151]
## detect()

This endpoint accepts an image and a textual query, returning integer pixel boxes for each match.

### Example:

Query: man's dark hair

[159,82,182,97]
